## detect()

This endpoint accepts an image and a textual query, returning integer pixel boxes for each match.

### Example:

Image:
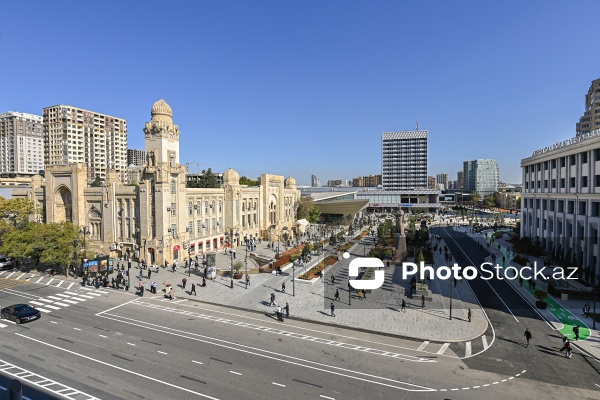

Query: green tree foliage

[239,176,260,186]
[483,196,497,208]
[377,219,394,240]
[90,176,104,187]
[296,196,321,223]
[186,168,221,188]
[0,197,36,247]
[471,191,481,202]
[301,244,312,263]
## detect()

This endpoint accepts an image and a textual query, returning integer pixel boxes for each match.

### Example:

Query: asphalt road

[1,249,600,400]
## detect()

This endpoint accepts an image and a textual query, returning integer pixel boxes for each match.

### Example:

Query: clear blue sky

[1,1,598,185]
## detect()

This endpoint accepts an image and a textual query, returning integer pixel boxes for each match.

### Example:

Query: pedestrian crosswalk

[0,270,81,290]
[0,286,109,327]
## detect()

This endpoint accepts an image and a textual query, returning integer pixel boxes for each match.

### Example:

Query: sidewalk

[454,226,600,361]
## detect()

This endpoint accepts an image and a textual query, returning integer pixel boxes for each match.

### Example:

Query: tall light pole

[244,246,248,290]
[594,284,598,330]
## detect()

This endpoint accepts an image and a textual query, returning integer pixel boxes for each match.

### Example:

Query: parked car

[0,304,41,324]
[0,255,13,271]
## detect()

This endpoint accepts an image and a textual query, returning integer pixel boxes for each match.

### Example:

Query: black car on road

[0,304,41,324]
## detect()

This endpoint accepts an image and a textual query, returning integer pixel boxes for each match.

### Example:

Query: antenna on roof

[416,120,419,131]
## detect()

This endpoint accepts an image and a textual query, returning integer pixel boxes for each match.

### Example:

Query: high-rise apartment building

[457,171,464,189]
[576,78,600,136]
[43,105,127,183]
[436,173,448,190]
[352,174,381,187]
[382,131,428,190]
[127,149,146,166]
[0,112,44,176]
[427,176,436,189]
[311,174,320,187]
[463,159,499,197]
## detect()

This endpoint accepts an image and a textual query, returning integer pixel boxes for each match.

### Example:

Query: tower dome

[285,176,296,188]
[223,167,240,185]
[151,99,173,120]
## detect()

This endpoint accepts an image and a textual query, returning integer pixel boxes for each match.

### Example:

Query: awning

[297,219,310,226]
[173,245,181,251]
[189,243,195,247]
[148,248,154,253]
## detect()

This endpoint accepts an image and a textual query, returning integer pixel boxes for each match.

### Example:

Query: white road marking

[229,371,242,375]
[66,282,74,290]
[172,299,188,303]
[54,293,72,298]
[127,343,136,346]
[56,280,64,287]
[15,273,25,280]
[73,328,81,331]
[60,299,79,305]
[320,396,335,400]
[465,341,472,358]
[272,382,286,387]
[35,277,44,284]
[482,335,489,349]
[15,333,220,400]
[5,272,15,278]
[29,301,46,307]
[0,322,7,328]
[38,298,54,303]
[192,360,203,365]
[595,383,600,388]
[157,351,168,355]
[76,295,95,299]
[68,297,88,302]
[50,321,57,324]
[97,312,437,392]
[417,341,429,351]
[36,308,52,313]
[46,296,64,301]
[99,335,107,338]
[41,304,60,310]
[436,343,450,355]
[45,278,54,285]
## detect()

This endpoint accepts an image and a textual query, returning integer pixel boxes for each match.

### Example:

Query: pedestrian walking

[401,299,406,312]
[468,308,472,322]
[331,275,336,285]
[358,290,363,300]
[276,305,283,322]
[421,294,425,308]
[190,283,197,296]
[583,304,589,318]
[148,269,152,279]
[270,293,275,306]
[330,302,335,317]
[281,282,286,293]
[561,339,573,358]
[573,325,580,340]
[362,289,366,299]
[334,289,340,301]
[246,274,250,286]
[524,328,532,347]
[182,277,187,289]
[284,302,289,318]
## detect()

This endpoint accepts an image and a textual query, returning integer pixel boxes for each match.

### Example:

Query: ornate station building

[15,100,300,265]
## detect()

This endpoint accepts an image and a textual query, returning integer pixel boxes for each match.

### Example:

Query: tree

[239,176,260,186]
[515,197,522,209]
[296,196,321,223]
[187,169,221,188]
[90,176,104,187]
[483,196,497,208]
[0,197,36,247]
[471,191,481,202]
[301,244,312,263]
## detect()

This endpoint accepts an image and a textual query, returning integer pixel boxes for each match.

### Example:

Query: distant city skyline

[2,1,599,185]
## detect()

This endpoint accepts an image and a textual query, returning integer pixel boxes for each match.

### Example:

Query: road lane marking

[98,312,437,392]
[43,305,61,310]
[38,298,54,303]
[61,300,79,305]
[192,360,203,365]
[56,280,64,287]
[51,302,69,307]
[417,341,429,351]
[46,296,64,301]
[320,396,335,400]
[134,301,433,363]
[5,272,15,278]
[36,308,52,313]
[99,335,107,338]
[272,382,285,387]
[465,341,472,358]
[15,273,25,280]
[482,335,489,349]
[436,343,450,355]
[73,328,81,331]
[35,277,44,283]
[0,322,7,328]
[66,282,74,289]
[14,333,220,400]
[127,343,136,346]
[29,301,46,307]
[45,278,54,285]
[157,351,168,355]
[50,321,57,324]
[229,371,242,375]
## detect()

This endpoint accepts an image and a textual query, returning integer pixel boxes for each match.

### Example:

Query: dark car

[0,304,41,324]
[0,255,13,271]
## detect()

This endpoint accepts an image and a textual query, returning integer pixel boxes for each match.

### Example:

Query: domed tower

[285,176,297,190]
[143,99,181,166]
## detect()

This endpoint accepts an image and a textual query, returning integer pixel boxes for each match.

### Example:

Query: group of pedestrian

[271,299,289,322]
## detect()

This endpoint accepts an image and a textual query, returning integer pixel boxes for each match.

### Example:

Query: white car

[0,256,13,271]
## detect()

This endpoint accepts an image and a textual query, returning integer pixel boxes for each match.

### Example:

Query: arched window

[188,201,193,216]
[171,180,176,194]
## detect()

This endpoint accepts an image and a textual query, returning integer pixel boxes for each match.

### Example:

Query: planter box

[535,300,548,309]
[233,272,243,279]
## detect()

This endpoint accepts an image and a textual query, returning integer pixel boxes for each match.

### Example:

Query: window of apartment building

[561,157,566,167]
[537,180,541,189]
[552,179,556,189]
[542,199,547,209]
[525,182,529,190]
[592,202,600,217]
[219,217,222,228]
[204,219,209,232]
[544,161,548,170]
[568,201,574,214]
[196,201,201,215]
[596,149,600,161]
[205,201,208,214]
[544,180,548,189]
[211,218,216,230]
[570,177,576,188]
[188,221,193,234]
[558,200,564,213]
[542,219,546,230]
[171,224,177,238]
[561,178,565,188]
[219,200,222,212]
[551,159,557,169]
[570,155,576,166]
[582,176,588,187]
[188,201,193,216]
[242,215,246,227]
[596,175,600,187]
[549,200,555,211]
[591,226,598,245]
[197,220,202,235]
[171,180,176,194]
[171,203,176,216]
[581,152,588,164]
[579,201,587,215]
[536,199,540,209]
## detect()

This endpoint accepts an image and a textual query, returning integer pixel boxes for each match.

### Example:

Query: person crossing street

[334,289,340,301]
[190,283,196,296]
[524,328,532,347]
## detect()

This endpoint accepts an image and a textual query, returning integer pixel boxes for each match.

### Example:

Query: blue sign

[400,204,413,207]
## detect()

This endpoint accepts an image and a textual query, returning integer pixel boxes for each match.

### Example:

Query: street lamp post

[292,260,295,297]
[449,279,453,320]
[245,246,248,290]
[594,284,598,330]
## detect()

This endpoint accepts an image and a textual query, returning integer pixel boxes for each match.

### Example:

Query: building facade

[43,105,128,184]
[576,78,600,136]
[0,112,44,176]
[457,171,464,189]
[463,159,499,197]
[428,176,436,189]
[381,131,428,191]
[521,129,600,284]
[311,174,320,187]
[17,100,300,266]
[436,173,448,190]
[352,174,381,187]
[127,149,146,167]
